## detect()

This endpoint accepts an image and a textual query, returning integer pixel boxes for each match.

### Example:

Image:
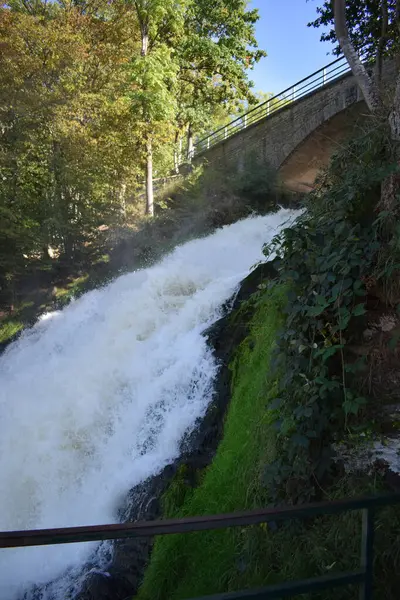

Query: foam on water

[0,210,295,598]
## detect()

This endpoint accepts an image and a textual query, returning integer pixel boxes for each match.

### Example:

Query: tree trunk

[64,237,74,262]
[374,0,388,87]
[383,80,400,212]
[333,0,400,214]
[42,246,52,260]
[174,131,180,174]
[389,108,400,142]
[141,31,148,56]
[333,0,382,113]
[389,76,400,141]
[137,10,153,216]
[140,19,149,57]
[187,124,194,161]
[145,138,154,216]
[119,183,127,219]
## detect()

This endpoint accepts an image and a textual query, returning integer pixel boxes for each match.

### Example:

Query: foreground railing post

[359,508,374,600]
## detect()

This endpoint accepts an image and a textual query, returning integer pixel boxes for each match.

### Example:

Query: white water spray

[0,210,294,598]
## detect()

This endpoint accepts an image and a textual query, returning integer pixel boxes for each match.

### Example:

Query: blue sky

[249,0,332,94]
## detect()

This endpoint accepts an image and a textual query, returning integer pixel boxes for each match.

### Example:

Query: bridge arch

[194,71,364,185]
[191,59,395,192]
[279,100,368,192]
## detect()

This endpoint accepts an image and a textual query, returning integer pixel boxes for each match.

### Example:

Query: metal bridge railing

[1,494,399,599]
[193,52,367,158]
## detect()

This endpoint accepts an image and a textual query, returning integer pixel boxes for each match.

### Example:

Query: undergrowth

[0,318,23,344]
[137,278,400,600]
[259,122,400,504]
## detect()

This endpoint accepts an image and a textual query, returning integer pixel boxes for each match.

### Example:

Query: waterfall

[0,210,295,599]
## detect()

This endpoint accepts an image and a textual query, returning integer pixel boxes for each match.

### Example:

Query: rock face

[73,262,278,600]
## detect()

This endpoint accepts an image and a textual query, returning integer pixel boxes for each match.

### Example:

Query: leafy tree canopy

[308,0,400,59]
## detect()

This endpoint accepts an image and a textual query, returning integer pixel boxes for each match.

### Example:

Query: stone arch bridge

[191,56,395,192]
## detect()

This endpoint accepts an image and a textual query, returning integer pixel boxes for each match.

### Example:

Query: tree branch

[333,0,382,112]
[133,0,144,29]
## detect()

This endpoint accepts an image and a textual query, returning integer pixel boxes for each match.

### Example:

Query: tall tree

[0,0,141,278]
[0,0,266,301]
[174,0,265,162]
[128,0,186,216]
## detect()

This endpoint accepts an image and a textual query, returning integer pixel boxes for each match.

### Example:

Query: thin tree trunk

[119,183,127,218]
[187,123,194,161]
[135,1,149,57]
[135,5,153,215]
[136,11,153,216]
[63,235,74,262]
[141,29,148,56]
[333,0,400,214]
[333,0,382,113]
[389,75,400,141]
[145,138,154,216]
[174,131,179,173]
[383,75,400,211]
[374,0,388,87]
[42,246,52,260]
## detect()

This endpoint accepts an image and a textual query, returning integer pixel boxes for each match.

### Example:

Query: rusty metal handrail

[1,494,399,600]
[0,493,397,548]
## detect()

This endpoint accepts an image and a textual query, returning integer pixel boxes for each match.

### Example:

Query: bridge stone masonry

[191,56,397,193]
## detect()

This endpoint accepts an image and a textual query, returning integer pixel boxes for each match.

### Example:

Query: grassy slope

[0,318,23,344]
[137,286,400,600]
[0,274,93,346]
[137,287,284,600]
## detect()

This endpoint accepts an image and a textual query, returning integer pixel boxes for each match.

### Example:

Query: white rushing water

[0,210,295,598]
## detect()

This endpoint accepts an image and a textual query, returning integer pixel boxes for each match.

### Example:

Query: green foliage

[172,0,266,157]
[309,0,400,59]
[138,283,400,600]
[228,152,282,210]
[0,0,265,304]
[0,319,23,345]
[260,123,399,502]
[0,1,141,294]
[52,274,89,306]
[161,464,196,517]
